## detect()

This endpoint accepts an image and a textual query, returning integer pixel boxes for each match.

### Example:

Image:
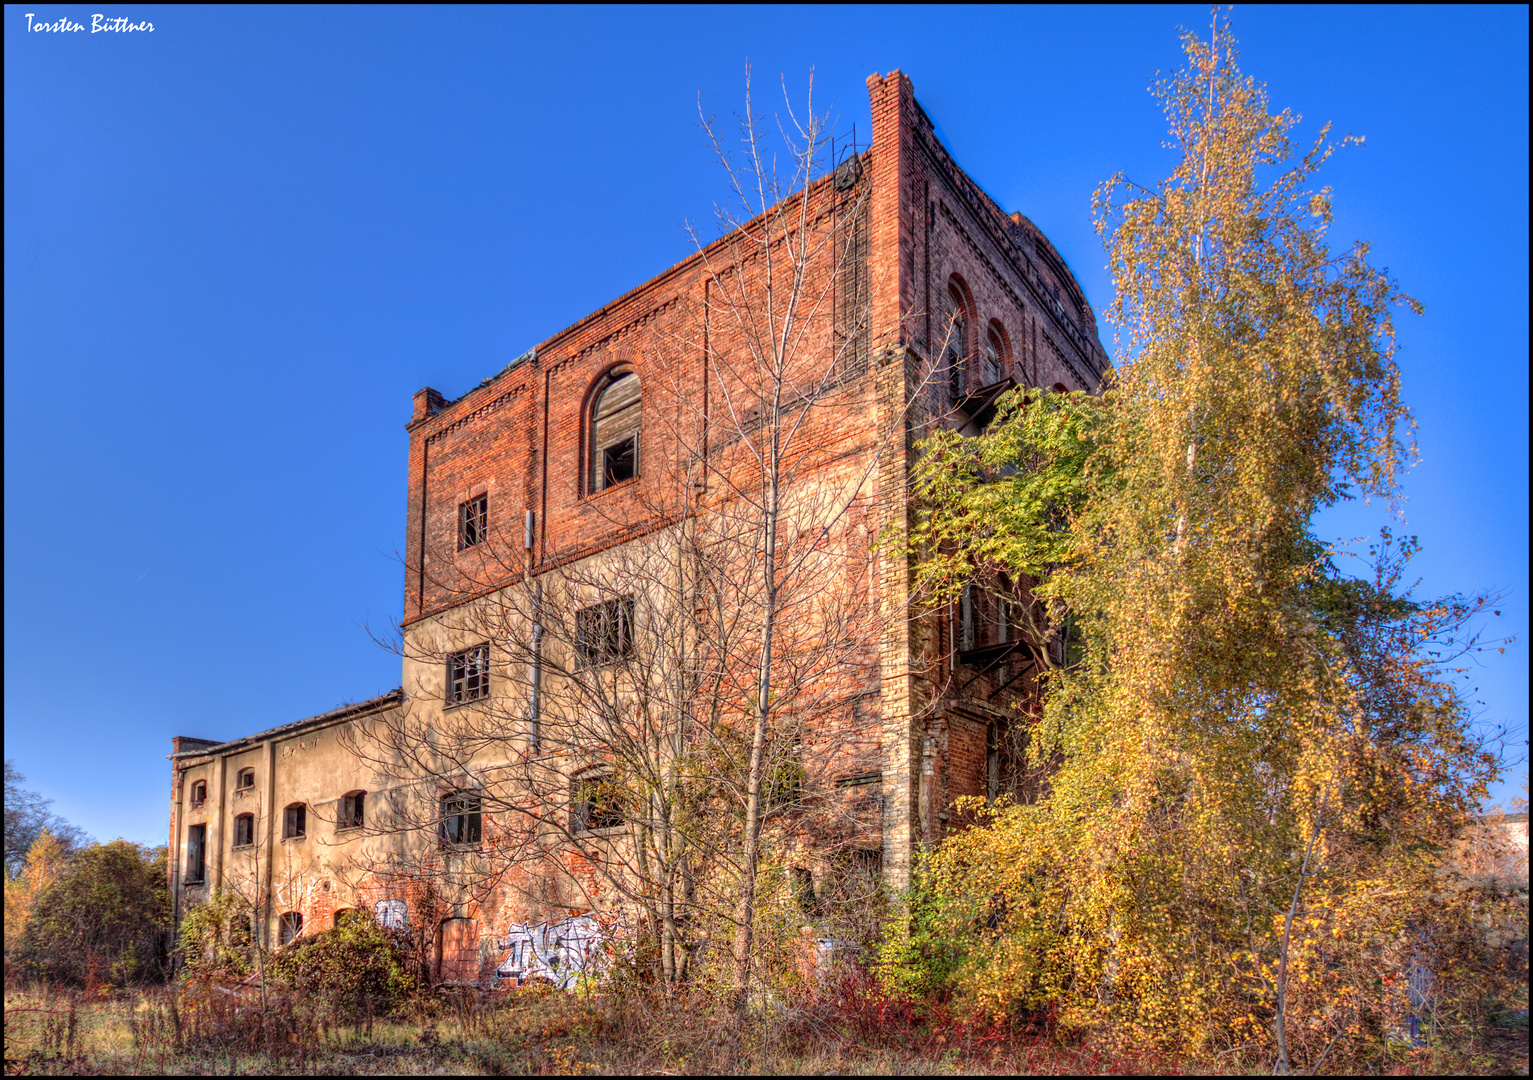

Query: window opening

[185,824,206,883]
[447,644,490,705]
[458,494,488,550]
[573,773,625,833]
[946,285,967,402]
[333,908,359,928]
[279,911,303,946]
[575,597,635,665]
[985,327,1004,383]
[591,371,641,492]
[793,867,817,914]
[283,803,306,839]
[339,790,365,830]
[959,584,976,653]
[235,768,255,790]
[189,780,206,809]
[233,813,255,848]
[440,791,482,845]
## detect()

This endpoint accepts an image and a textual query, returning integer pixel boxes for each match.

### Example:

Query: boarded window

[440,792,482,846]
[575,597,635,665]
[439,917,480,984]
[279,911,303,946]
[339,790,365,830]
[185,824,206,883]
[590,372,640,492]
[458,494,488,550]
[283,803,306,839]
[233,813,255,848]
[447,644,490,705]
[374,899,407,931]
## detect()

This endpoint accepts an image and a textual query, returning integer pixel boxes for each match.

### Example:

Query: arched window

[279,911,303,946]
[189,780,207,809]
[333,908,360,928]
[283,802,307,840]
[589,370,640,493]
[233,813,255,848]
[374,898,407,930]
[339,790,365,830]
[235,768,255,790]
[985,322,1009,385]
[946,283,969,401]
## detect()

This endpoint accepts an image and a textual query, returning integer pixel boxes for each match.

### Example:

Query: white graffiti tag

[496,914,615,991]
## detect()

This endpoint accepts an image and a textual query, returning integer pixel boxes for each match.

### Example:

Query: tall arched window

[590,370,640,493]
[946,284,968,402]
[984,322,1008,384]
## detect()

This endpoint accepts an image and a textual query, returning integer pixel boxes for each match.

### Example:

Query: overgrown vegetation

[900,14,1522,1074]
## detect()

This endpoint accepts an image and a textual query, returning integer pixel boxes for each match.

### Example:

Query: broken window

[947,285,967,402]
[959,583,976,653]
[575,596,635,665]
[458,493,487,550]
[590,371,640,492]
[447,644,490,705]
[189,780,206,809]
[235,768,255,790]
[283,803,306,840]
[279,911,303,946]
[572,772,624,833]
[440,791,482,846]
[185,824,206,883]
[339,790,365,830]
[233,813,255,848]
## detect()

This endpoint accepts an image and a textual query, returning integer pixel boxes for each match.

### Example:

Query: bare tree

[341,72,907,1006]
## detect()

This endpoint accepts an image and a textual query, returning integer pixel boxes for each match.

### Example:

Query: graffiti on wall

[495,914,616,991]
[374,899,407,931]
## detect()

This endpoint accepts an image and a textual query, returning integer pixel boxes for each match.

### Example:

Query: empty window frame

[447,644,490,705]
[984,324,1006,384]
[572,773,624,833]
[235,768,255,790]
[440,791,482,846]
[946,282,971,402]
[590,371,641,492]
[279,911,304,946]
[458,493,488,550]
[185,824,206,883]
[283,803,307,840]
[339,790,365,830]
[575,597,635,665]
[189,780,207,809]
[958,583,976,653]
[233,813,255,848]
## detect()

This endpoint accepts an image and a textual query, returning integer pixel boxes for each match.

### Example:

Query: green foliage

[175,889,257,979]
[265,914,414,1020]
[12,839,171,986]
[873,859,970,1001]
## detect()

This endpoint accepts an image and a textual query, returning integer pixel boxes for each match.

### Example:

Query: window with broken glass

[440,792,482,846]
[185,824,206,883]
[575,597,635,665]
[458,494,488,550]
[572,773,624,833]
[447,644,490,705]
[590,371,640,492]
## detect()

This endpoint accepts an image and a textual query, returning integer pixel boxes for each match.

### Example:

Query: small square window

[447,644,490,705]
[575,597,635,665]
[458,494,488,550]
[236,768,255,790]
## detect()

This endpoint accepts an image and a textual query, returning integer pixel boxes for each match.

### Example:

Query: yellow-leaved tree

[896,14,1516,1072]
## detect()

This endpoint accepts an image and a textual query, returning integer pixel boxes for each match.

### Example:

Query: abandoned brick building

[168,70,1107,986]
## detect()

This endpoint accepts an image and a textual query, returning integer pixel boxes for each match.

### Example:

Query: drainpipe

[526,509,541,753]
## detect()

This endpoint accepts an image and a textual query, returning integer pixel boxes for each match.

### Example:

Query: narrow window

[283,803,307,839]
[575,597,635,665]
[447,644,490,705]
[959,584,975,653]
[793,867,816,914]
[590,371,641,492]
[279,911,303,946]
[233,812,255,848]
[985,326,1005,384]
[986,724,1000,805]
[189,780,207,809]
[236,768,255,790]
[339,790,365,830]
[440,791,482,846]
[458,494,488,550]
[185,824,206,883]
[946,285,967,402]
[572,773,624,833]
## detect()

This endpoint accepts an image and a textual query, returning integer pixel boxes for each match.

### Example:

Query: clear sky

[6,5,1527,846]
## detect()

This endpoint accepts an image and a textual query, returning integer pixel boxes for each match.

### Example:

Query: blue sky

[6,5,1527,845]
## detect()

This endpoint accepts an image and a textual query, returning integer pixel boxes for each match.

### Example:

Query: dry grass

[4,975,1526,1076]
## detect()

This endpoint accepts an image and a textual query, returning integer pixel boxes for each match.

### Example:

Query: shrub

[266,913,413,1020]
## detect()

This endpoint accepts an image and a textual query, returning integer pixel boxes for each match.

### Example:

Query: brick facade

[169,70,1106,986]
